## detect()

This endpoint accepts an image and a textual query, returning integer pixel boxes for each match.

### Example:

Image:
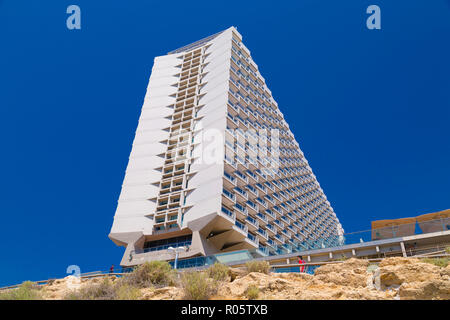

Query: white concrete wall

[110,53,182,239]
[110,28,236,244]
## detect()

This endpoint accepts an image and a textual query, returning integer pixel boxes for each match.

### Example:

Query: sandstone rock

[229,267,247,281]
[379,259,441,288]
[399,279,450,300]
[314,258,371,288]
[141,286,183,300]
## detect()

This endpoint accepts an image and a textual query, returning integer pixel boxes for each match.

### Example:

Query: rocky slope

[40,257,450,300]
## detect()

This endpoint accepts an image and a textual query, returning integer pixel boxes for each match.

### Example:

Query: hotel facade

[109,27,344,267]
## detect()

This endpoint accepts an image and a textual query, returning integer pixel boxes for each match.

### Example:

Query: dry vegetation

[244,261,270,274]
[0,281,43,300]
[420,257,449,268]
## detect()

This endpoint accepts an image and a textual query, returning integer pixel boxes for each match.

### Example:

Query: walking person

[298,256,306,273]
[109,264,115,274]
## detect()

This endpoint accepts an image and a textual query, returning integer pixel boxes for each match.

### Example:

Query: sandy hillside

[37,257,450,300]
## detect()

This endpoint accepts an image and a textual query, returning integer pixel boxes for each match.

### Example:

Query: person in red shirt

[298,256,306,273]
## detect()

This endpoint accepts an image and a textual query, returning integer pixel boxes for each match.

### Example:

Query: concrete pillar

[376,246,380,253]
[352,249,356,256]
[307,256,311,262]
[400,242,407,257]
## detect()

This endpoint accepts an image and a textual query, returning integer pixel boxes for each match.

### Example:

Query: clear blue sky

[0,1,449,286]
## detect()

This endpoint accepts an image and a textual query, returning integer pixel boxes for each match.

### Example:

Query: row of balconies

[178,80,198,92]
[183,48,202,60]
[157,187,182,205]
[151,51,205,233]
[179,70,200,83]
[179,66,200,79]
[231,50,258,77]
[230,39,287,115]
[226,39,341,245]
[181,59,201,71]
[225,115,292,148]
[228,78,282,124]
[220,198,338,252]
[224,146,314,187]
[222,186,331,237]
[159,176,185,196]
[171,112,195,126]
[224,189,320,227]
[180,59,201,71]
[226,101,286,141]
[225,132,307,175]
[229,64,282,122]
[176,88,197,101]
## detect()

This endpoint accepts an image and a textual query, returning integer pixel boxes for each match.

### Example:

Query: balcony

[255,183,266,194]
[221,206,236,222]
[272,206,283,216]
[266,223,276,235]
[255,197,268,209]
[223,171,237,189]
[222,188,236,207]
[265,209,276,221]
[224,154,237,170]
[281,228,291,238]
[234,186,248,202]
[264,181,275,192]
[256,228,269,241]
[246,184,258,199]
[227,113,238,129]
[234,202,248,219]
[246,215,259,231]
[245,156,258,172]
[256,212,268,226]
[257,246,270,257]
[247,233,259,247]
[234,220,248,235]
[266,238,276,249]
[264,195,275,206]
[274,219,284,229]
[235,170,248,185]
[236,155,248,170]
[274,233,285,244]
[246,200,258,214]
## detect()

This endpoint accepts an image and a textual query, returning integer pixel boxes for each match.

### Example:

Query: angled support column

[400,241,407,257]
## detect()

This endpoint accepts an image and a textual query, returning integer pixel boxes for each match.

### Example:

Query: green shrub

[121,260,176,288]
[245,261,270,274]
[421,257,449,268]
[207,263,230,282]
[445,247,450,254]
[245,285,259,300]
[0,281,42,300]
[181,272,217,300]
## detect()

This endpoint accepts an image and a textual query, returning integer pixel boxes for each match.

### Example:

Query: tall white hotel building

[109,27,344,267]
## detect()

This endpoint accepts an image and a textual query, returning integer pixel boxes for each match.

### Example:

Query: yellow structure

[371,209,450,240]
